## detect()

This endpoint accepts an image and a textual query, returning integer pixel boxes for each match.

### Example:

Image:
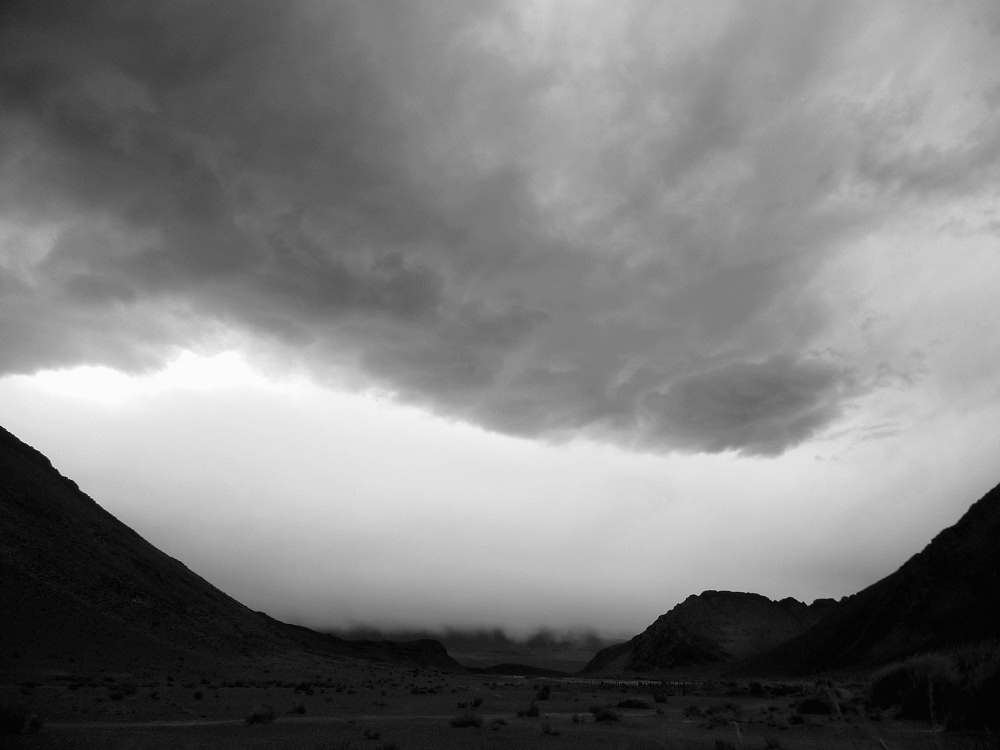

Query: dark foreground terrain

[5,667,997,750]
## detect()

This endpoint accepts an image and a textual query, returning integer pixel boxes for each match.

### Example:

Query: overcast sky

[2,1,1000,638]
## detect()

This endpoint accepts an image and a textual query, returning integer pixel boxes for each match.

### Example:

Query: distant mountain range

[584,478,1000,676]
[330,626,613,674]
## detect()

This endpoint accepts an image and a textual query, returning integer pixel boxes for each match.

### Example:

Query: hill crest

[582,589,835,674]
[739,478,1000,675]
[0,424,463,680]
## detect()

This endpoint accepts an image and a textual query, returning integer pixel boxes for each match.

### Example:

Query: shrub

[653,693,668,703]
[704,701,743,728]
[536,684,551,701]
[244,706,276,725]
[363,726,381,739]
[589,705,620,723]
[683,704,703,718]
[490,717,507,731]
[517,701,540,717]
[0,702,30,735]
[290,702,306,715]
[450,712,482,728]
[541,721,559,735]
[765,712,789,730]
[870,653,960,723]
[881,641,1000,730]
[706,701,741,716]
[471,696,484,707]
[795,695,833,715]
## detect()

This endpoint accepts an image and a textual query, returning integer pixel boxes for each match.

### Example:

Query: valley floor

[3,664,996,750]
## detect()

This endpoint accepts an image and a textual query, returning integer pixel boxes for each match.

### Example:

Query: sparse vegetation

[869,642,1000,729]
[589,704,620,722]
[795,694,834,715]
[449,711,482,728]
[616,698,650,709]
[702,701,745,729]
[244,705,276,725]
[517,701,540,717]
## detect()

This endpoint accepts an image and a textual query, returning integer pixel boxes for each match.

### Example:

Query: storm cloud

[3,1,999,454]
[642,355,853,455]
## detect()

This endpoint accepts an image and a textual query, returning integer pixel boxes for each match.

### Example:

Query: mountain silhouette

[0,425,461,681]
[739,478,1000,675]
[581,591,835,674]
[582,478,1000,677]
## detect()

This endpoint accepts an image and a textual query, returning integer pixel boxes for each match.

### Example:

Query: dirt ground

[2,664,995,749]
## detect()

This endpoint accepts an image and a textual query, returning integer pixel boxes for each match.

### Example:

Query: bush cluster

[244,705,276,725]
[869,642,1000,729]
[516,701,540,717]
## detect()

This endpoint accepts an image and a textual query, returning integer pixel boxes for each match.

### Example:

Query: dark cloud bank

[2,1,997,455]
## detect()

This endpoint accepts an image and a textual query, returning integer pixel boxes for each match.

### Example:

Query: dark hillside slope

[582,591,836,674]
[740,479,1000,675]
[0,425,461,679]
